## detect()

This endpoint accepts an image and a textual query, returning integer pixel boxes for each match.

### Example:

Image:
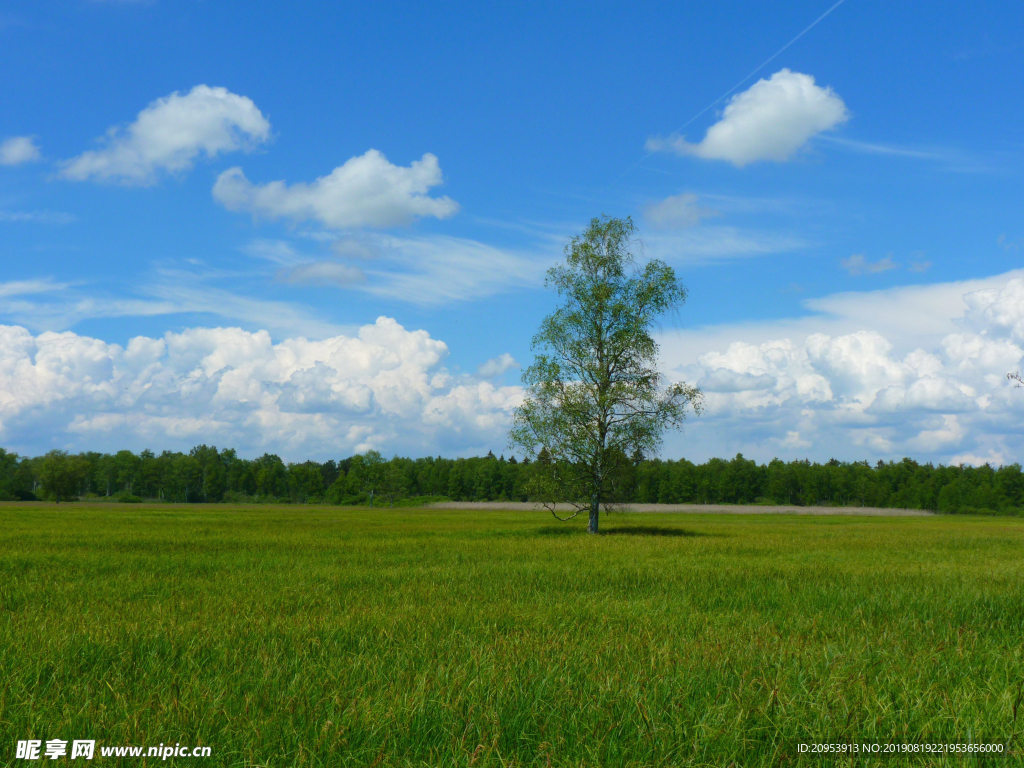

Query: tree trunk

[588,499,599,534]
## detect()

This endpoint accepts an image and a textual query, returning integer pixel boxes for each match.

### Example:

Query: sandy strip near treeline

[425,502,933,516]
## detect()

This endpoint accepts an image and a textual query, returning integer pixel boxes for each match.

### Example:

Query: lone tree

[510,216,702,533]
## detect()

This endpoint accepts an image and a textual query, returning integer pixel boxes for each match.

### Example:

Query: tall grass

[1,505,1022,766]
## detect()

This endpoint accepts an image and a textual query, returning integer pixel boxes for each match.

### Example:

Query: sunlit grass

[1,504,1022,766]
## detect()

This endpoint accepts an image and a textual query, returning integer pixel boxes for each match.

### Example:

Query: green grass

[1,505,1022,767]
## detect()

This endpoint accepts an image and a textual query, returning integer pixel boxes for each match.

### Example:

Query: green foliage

[37,450,87,502]
[510,216,702,531]
[1,504,1022,766]
[0,448,34,500]
[4,443,1024,514]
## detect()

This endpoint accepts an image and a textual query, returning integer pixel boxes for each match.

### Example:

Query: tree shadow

[536,526,582,536]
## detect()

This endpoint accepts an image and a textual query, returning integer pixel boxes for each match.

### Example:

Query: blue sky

[2,0,1023,464]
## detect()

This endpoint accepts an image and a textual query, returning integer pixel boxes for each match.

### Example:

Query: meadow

[1,504,1022,767]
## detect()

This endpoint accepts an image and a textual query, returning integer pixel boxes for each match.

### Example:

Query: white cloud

[647,69,848,167]
[841,254,898,275]
[817,136,992,173]
[644,193,719,229]
[0,136,41,165]
[213,149,459,228]
[0,278,71,299]
[239,232,546,304]
[477,353,518,378]
[60,85,271,184]
[0,317,522,458]
[8,272,1024,467]
[660,271,1024,465]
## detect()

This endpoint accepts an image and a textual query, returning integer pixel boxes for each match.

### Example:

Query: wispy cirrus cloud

[0,278,72,299]
[642,226,808,266]
[242,232,549,305]
[278,261,366,288]
[359,234,545,304]
[817,135,1002,173]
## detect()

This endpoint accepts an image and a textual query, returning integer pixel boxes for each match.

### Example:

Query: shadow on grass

[536,526,581,536]
[535,525,703,537]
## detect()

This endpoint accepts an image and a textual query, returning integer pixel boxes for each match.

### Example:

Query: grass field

[1,504,1022,767]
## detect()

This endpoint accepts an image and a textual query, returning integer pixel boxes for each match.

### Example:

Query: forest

[1,445,1021,515]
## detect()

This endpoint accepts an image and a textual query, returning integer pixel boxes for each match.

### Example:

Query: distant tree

[254,454,287,499]
[320,459,340,488]
[0,448,25,500]
[115,449,141,495]
[361,450,386,507]
[381,459,406,507]
[38,450,87,503]
[288,461,325,502]
[510,215,702,533]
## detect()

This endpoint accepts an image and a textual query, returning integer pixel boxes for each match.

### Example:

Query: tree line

[1,445,1021,514]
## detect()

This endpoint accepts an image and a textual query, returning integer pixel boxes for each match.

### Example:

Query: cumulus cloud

[8,274,1024,466]
[647,69,848,166]
[644,193,719,229]
[213,149,459,228]
[661,273,1024,465]
[0,136,41,165]
[841,254,898,275]
[60,85,271,184]
[0,317,522,458]
[477,353,518,378]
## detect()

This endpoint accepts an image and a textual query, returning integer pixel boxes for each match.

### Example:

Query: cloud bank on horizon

[0,317,521,460]
[2,274,1023,465]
